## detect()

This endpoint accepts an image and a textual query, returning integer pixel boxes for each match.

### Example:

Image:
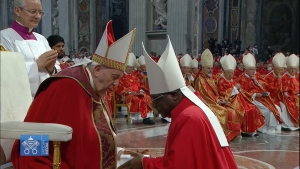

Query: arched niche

[261,1,297,53]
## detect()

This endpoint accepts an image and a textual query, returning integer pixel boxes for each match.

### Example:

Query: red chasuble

[264,71,284,106]
[234,68,244,80]
[142,97,238,169]
[217,76,265,132]
[11,66,117,169]
[59,62,71,70]
[281,73,299,126]
[236,73,282,123]
[115,73,152,118]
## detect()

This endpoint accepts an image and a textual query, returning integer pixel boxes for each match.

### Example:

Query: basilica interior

[0,0,299,169]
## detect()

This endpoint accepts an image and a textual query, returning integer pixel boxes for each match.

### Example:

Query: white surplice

[1,28,51,97]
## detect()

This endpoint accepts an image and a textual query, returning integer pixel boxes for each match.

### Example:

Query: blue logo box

[20,135,49,156]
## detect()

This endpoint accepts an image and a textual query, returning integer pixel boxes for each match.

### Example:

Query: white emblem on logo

[22,136,39,154]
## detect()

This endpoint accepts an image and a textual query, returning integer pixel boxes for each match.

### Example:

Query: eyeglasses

[19,7,45,16]
[152,94,165,104]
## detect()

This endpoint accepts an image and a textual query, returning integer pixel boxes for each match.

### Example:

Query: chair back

[0,50,32,164]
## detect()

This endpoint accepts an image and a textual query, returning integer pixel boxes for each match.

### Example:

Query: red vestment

[257,67,268,76]
[217,76,265,132]
[234,68,244,80]
[135,71,150,94]
[115,73,152,118]
[59,62,71,70]
[142,98,238,169]
[195,73,241,142]
[281,73,299,126]
[296,72,299,82]
[213,67,222,75]
[106,88,114,116]
[264,71,284,106]
[236,73,282,123]
[11,66,117,169]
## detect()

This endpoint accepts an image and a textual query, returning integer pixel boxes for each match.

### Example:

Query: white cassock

[279,102,299,130]
[1,28,51,97]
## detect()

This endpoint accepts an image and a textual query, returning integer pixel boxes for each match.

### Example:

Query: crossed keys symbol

[22,136,40,154]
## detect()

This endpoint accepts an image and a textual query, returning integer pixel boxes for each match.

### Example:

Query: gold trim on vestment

[0,45,8,51]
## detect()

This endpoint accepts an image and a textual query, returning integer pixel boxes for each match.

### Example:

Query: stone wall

[167,0,189,54]
[128,0,146,56]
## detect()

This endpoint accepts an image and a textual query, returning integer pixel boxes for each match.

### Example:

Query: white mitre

[180,54,192,67]
[138,55,146,65]
[126,53,136,67]
[272,53,286,68]
[142,36,228,147]
[191,59,199,68]
[221,54,236,70]
[243,53,256,69]
[286,54,299,68]
[93,20,136,71]
[201,49,214,68]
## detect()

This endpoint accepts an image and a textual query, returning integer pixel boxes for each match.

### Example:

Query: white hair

[14,0,25,7]
[87,61,100,70]
[14,0,41,7]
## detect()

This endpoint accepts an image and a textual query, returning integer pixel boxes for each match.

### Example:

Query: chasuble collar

[85,68,96,91]
[286,72,295,78]
[171,97,193,120]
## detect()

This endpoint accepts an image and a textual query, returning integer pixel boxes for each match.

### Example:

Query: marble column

[128,0,146,55]
[293,0,299,54]
[70,0,78,52]
[58,0,71,54]
[256,0,262,50]
[198,0,204,53]
[89,0,96,52]
[225,0,230,39]
[243,0,258,49]
[0,0,7,30]
[240,0,247,50]
[218,0,225,42]
[41,0,53,38]
[167,0,189,54]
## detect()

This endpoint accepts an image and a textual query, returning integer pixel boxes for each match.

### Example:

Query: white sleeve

[0,35,15,51]
[117,147,125,154]
[230,86,239,96]
[55,61,62,72]
[252,93,257,100]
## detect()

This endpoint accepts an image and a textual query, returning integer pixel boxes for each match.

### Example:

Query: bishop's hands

[127,91,144,97]
[235,83,241,90]
[217,99,228,105]
[118,152,144,169]
[116,131,145,148]
[36,49,58,73]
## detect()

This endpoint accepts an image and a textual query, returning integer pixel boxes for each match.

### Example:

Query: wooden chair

[113,92,131,124]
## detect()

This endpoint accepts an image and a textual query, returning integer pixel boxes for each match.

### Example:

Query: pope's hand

[118,152,144,169]
[36,50,58,71]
